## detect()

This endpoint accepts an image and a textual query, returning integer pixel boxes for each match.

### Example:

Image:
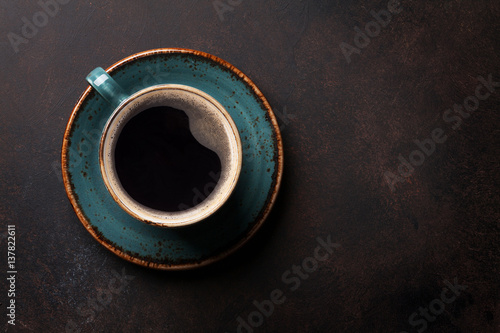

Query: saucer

[62,49,283,269]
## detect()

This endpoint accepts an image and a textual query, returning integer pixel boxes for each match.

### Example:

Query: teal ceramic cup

[62,49,283,269]
[86,67,242,228]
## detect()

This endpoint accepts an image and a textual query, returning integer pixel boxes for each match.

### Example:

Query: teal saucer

[62,49,283,269]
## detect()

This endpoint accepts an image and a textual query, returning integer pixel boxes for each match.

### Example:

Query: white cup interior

[99,84,242,227]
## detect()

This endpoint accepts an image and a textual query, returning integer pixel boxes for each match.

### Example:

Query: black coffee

[114,106,222,212]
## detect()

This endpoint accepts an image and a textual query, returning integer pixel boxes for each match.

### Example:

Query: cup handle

[86,67,128,107]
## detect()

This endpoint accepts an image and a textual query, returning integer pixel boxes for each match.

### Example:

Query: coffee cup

[86,67,242,228]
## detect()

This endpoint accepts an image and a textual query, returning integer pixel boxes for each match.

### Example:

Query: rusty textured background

[0,0,499,332]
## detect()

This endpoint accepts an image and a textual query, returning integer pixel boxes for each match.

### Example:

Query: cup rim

[99,84,242,228]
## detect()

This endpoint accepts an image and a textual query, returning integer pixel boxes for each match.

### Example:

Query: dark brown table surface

[1,1,499,332]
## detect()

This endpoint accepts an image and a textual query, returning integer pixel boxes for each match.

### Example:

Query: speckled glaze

[61,48,283,269]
